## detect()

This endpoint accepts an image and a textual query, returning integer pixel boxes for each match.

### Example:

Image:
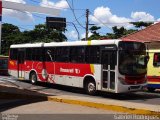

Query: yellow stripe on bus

[148,82,160,84]
[90,64,95,74]
[10,61,15,66]
[87,40,91,45]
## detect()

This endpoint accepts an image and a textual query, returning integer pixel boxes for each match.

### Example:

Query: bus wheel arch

[29,70,37,85]
[83,76,96,95]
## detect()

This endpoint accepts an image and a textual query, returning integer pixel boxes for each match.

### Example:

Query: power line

[32,14,46,19]
[3,8,84,31]
[70,14,86,24]
[65,0,86,29]
[89,11,112,30]
[7,7,157,26]
[28,0,86,11]
[14,24,35,26]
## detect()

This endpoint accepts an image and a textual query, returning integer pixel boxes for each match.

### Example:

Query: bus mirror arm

[47,50,51,55]
[47,50,53,61]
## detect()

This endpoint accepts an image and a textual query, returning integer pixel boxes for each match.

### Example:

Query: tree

[1,23,67,55]
[26,24,67,43]
[106,26,137,39]
[130,21,153,29]
[112,26,126,38]
[106,26,126,39]
[1,23,21,55]
[88,26,101,40]
[2,23,20,35]
[89,26,101,36]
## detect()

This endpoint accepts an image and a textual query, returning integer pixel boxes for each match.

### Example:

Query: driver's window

[153,53,160,67]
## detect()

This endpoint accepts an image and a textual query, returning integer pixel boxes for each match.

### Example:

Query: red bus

[0,55,9,75]
[8,39,148,95]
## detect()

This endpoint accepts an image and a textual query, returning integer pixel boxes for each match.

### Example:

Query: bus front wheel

[85,80,96,95]
[30,72,37,85]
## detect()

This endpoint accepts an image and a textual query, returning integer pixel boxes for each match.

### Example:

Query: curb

[47,96,160,116]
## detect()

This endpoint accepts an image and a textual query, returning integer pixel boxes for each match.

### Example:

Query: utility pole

[85,9,89,41]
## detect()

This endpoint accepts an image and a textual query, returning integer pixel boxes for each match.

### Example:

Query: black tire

[147,87,155,92]
[85,80,96,95]
[30,72,37,85]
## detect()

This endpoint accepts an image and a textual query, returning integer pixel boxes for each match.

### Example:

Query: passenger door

[101,49,117,91]
[17,48,25,79]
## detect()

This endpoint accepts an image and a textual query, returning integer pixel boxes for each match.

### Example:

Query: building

[122,22,160,49]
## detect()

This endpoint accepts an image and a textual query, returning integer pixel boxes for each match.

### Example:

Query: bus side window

[10,48,18,60]
[26,48,32,60]
[45,47,55,62]
[153,53,160,67]
[85,46,100,64]
[36,48,44,61]
[55,47,70,62]
[70,46,85,63]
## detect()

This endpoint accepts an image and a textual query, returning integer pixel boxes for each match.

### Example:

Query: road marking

[0,76,17,82]
[5,80,16,82]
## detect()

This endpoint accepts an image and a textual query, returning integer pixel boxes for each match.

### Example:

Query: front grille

[130,86,140,89]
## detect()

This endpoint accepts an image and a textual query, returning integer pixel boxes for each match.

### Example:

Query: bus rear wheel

[85,80,96,95]
[30,72,37,85]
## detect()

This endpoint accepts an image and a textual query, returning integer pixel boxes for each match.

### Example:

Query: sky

[2,0,160,41]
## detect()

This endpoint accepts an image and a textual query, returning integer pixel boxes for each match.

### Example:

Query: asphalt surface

[0,75,160,106]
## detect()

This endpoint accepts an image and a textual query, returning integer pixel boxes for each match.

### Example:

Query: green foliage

[130,21,153,29]
[89,26,101,35]
[2,23,22,55]
[87,25,137,40]
[1,23,67,55]
[88,26,101,40]
[106,26,137,39]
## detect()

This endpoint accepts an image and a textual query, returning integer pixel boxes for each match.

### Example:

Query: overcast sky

[2,0,160,41]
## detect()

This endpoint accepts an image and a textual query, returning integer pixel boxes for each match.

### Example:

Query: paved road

[0,99,122,120]
[1,101,120,114]
[2,100,157,120]
[0,75,160,105]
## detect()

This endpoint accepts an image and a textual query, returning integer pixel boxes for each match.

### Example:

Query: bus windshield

[118,41,147,76]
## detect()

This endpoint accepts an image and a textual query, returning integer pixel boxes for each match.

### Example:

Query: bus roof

[10,39,144,48]
[44,39,122,47]
[10,43,44,48]
[10,39,122,48]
